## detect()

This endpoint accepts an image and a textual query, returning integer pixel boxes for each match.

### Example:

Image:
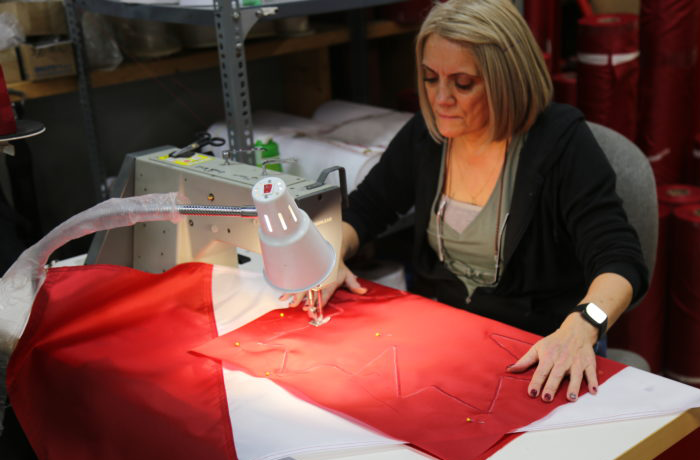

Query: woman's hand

[278,258,368,313]
[506,312,600,402]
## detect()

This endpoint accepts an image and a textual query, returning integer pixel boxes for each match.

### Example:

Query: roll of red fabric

[658,184,700,208]
[552,72,577,107]
[0,66,17,136]
[524,0,549,53]
[524,0,560,73]
[576,14,639,141]
[379,0,434,25]
[665,204,700,386]
[637,0,700,184]
[691,134,700,186]
[608,204,670,374]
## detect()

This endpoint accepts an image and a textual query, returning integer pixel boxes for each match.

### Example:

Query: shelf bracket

[213,1,278,165]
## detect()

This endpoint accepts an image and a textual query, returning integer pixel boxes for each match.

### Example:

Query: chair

[587,122,658,371]
[587,122,658,286]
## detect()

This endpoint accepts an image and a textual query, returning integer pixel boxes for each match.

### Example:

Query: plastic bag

[0,12,24,51]
[82,11,123,71]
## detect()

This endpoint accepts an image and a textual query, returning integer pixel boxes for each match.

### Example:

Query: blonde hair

[416,0,553,143]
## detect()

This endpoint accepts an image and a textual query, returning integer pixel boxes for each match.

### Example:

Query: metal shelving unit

[63,0,407,201]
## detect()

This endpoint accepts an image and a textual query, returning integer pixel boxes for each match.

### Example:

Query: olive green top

[427,134,523,298]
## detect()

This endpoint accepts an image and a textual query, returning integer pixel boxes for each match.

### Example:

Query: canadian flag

[6,262,700,460]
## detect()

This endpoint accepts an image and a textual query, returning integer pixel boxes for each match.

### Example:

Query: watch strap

[573,303,608,341]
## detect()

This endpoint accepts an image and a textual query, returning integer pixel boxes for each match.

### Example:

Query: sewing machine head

[87,147,342,286]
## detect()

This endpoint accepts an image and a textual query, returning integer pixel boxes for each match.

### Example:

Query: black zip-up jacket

[343,103,648,336]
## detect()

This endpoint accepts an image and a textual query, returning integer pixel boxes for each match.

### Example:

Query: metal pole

[65,0,108,201]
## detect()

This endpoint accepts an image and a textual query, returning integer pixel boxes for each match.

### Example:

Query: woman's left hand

[506,313,600,402]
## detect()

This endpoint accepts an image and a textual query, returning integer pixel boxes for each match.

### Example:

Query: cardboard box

[0,1,68,37]
[19,40,75,81]
[0,47,22,83]
[590,0,640,14]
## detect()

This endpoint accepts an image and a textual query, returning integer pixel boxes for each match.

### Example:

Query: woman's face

[422,34,490,140]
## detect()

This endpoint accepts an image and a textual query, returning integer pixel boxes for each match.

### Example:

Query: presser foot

[309,315,330,327]
[306,287,330,327]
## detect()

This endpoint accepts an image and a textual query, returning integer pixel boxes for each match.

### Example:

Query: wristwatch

[573,302,608,341]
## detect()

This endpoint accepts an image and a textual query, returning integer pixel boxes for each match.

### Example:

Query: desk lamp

[177,176,336,326]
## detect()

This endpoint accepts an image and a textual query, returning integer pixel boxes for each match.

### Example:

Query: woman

[284,0,647,403]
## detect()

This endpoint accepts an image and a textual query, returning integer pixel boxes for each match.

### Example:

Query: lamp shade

[252,177,335,292]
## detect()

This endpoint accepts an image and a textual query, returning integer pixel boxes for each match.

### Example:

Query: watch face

[586,303,607,324]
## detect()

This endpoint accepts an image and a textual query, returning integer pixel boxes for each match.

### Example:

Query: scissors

[170,132,225,158]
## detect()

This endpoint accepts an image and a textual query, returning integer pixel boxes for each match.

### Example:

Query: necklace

[436,138,510,284]
[446,138,507,205]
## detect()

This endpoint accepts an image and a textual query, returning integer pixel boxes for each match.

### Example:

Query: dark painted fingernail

[591,386,598,394]
[569,393,577,401]
[529,389,538,398]
[543,393,552,402]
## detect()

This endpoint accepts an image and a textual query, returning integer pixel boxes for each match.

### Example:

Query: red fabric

[524,0,561,73]
[658,184,700,208]
[576,14,639,141]
[379,0,435,25]
[552,72,577,107]
[0,66,16,136]
[666,205,700,384]
[692,135,700,186]
[7,263,236,460]
[194,281,626,460]
[637,0,700,184]
[608,204,670,373]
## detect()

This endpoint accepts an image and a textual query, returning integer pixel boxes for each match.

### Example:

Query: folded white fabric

[312,100,413,148]
[206,101,413,191]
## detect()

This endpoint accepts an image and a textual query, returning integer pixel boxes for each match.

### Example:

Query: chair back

[587,122,658,297]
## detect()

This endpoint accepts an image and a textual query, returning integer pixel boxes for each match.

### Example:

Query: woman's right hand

[278,258,368,311]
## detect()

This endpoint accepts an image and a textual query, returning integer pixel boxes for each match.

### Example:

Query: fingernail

[543,393,552,402]
[569,393,577,401]
[506,364,514,370]
[529,389,538,398]
[591,386,598,394]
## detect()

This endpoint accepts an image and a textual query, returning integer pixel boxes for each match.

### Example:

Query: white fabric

[207,101,412,191]
[210,265,700,460]
[311,100,395,126]
[210,266,402,460]
[518,366,700,431]
[312,100,412,149]
[577,51,639,66]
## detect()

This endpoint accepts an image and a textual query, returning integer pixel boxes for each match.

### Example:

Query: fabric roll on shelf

[378,0,433,25]
[524,0,560,73]
[692,134,700,186]
[0,67,16,136]
[576,13,639,141]
[658,184,700,209]
[310,99,413,149]
[637,0,700,184]
[608,204,670,374]
[552,72,577,107]
[665,204,700,387]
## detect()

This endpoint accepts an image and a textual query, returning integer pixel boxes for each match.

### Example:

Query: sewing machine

[87,146,343,286]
